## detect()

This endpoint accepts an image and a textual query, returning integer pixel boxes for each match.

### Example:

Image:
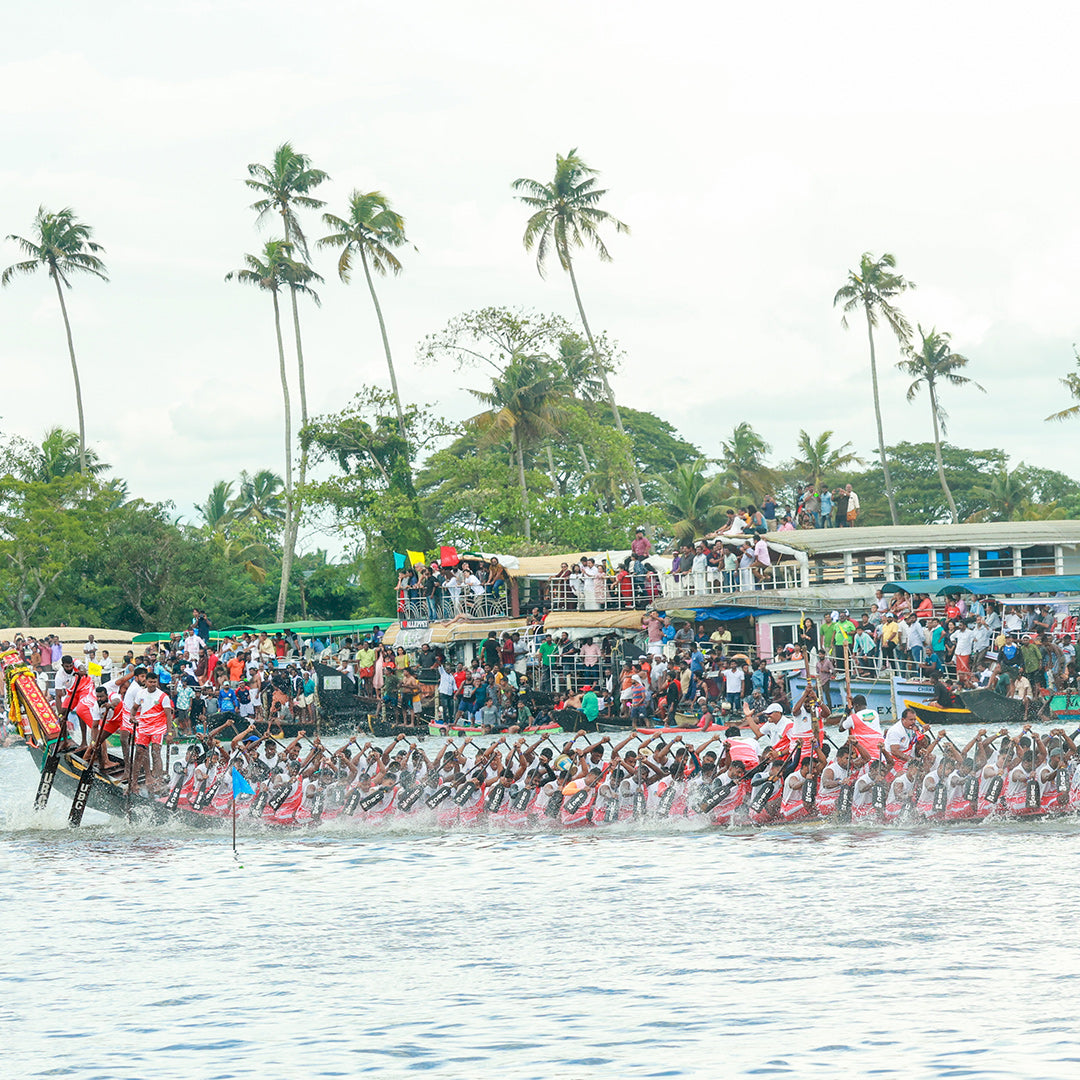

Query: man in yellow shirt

[880,613,901,670]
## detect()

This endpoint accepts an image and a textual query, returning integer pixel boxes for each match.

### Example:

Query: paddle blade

[34,744,63,812]
[68,760,95,827]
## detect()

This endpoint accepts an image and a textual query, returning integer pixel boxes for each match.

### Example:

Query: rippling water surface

[3,747,1080,1078]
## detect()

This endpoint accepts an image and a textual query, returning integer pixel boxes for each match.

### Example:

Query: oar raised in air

[36,673,85,812]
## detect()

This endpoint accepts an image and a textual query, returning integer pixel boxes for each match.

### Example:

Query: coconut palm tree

[318,191,412,442]
[657,460,733,543]
[897,326,985,524]
[196,480,237,531]
[2,207,108,475]
[512,150,644,508]
[235,468,286,525]
[35,426,109,481]
[718,422,777,502]
[833,252,916,526]
[970,466,1031,522]
[246,143,328,436]
[226,240,320,620]
[1046,346,1080,422]
[468,354,573,540]
[792,430,863,490]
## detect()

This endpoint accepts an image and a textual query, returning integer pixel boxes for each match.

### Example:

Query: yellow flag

[88,662,102,677]
[407,550,426,567]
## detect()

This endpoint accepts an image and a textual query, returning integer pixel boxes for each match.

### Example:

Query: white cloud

[2,0,1080,542]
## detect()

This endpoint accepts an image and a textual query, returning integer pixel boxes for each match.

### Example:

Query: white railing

[398,592,508,621]
[658,563,803,600]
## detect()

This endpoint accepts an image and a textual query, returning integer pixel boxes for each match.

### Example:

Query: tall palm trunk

[280,214,306,622]
[52,270,86,476]
[516,434,531,541]
[928,381,958,524]
[272,288,294,622]
[544,444,559,493]
[864,303,899,525]
[565,252,645,509]
[361,247,407,444]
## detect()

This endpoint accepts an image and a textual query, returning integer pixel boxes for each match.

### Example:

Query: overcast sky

[3,0,1079,548]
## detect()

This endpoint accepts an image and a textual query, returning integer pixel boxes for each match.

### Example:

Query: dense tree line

[4,146,1080,630]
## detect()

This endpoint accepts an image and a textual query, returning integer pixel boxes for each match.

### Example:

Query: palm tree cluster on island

[4,144,1080,621]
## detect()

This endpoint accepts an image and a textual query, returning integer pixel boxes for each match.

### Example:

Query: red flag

[440,545,460,566]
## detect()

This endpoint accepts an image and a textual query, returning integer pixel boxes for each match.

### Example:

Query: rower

[883,708,921,779]
[129,672,174,795]
[86,685,124,773]
[852,758,887,819]
[884,758,921,822]
[817,743,865,816]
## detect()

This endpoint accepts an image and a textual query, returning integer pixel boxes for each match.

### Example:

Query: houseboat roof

[881,574,1080,597]
[760,521,1080,554]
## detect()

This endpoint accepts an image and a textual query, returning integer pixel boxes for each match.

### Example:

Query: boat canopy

[132,618,393,644]
[880,575,1080,597]
[665,606,781,621]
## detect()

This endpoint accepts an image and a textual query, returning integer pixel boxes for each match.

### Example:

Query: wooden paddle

[67,719,112,827]
[35,672,85,812]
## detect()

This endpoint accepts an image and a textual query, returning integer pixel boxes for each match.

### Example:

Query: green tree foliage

[790,430,863,490]
[844,442,1007,525]
[467,353,573,541]
[1045,345,1080,423]
[656,460,734,543]
[304,389,444,612]
[0,477,110,624]
[718,422,777,502]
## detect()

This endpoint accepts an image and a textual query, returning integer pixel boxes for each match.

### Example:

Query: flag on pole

[231,767,255,797]
[87,661,102,678]
[407,550,426,567]
[392,552,407,570]
[440,545,459,566]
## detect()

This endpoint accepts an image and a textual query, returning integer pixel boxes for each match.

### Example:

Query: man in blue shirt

[218,684,239,722]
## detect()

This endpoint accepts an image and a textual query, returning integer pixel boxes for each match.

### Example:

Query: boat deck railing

[658,563,803,600]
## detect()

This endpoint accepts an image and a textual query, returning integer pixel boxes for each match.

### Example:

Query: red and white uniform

[709,774,749,825]
[884,773,915,822]
[133,687,171,746]
[1037,764,1061,812]
[884,721,917,780]
[840,709,885,758]
[56,667,95,735]
[1005,763,1039,816]
[93,692,124,736]
[944,770,975,820]
[976,764,1003,817]
[723,735,760,769]
[816,759,850,815]
[772,713,814,759]
[780,770,811,822]
[915,763,943,817]
[560,778,597,828]
[851,771,880,820]
[120,680,143,735]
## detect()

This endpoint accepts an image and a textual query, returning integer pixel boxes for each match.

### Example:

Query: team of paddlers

[133,686,1080,827]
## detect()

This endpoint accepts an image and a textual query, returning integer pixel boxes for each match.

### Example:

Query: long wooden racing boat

[27,744,229,829]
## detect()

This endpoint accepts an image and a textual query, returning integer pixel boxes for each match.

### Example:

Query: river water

[3,746,1080,1079]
